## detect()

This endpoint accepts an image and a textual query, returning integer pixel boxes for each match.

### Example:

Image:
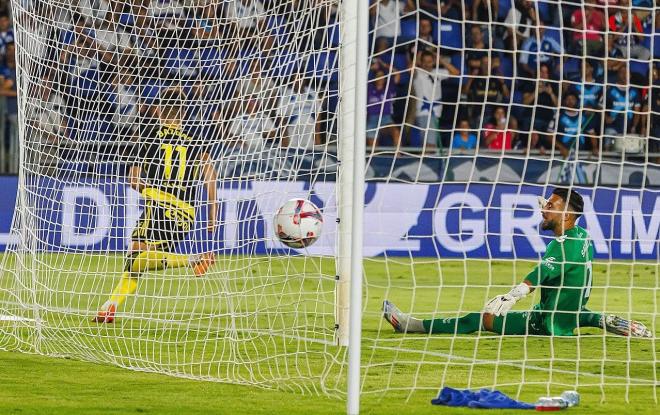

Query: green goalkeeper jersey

[524,225,594,336]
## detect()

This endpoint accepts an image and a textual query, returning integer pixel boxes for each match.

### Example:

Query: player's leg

[579,309,653,338]
[382,300,482,334]
[94,241,214,323]
[94,202,214,323]
[488,312,541,335]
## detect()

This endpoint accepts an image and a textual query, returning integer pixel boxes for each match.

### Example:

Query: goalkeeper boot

[604,314,653,338]
[382,300,425,333]
[93,301,117,324]
[192,252,216,277]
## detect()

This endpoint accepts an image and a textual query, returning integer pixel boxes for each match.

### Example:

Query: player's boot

[382,300,426,333]
[604,314,653,338]
[92,301,117,324]
[192,252,216,277]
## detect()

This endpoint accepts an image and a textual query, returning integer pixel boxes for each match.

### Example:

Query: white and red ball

[274,198,323,248]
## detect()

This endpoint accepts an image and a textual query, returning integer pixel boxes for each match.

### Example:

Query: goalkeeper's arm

[483,195,546,316]
[483,280,534,316]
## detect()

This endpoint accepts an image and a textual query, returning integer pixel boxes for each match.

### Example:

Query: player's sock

[108,271,139,306]
[107,251,191,306]
[578,311,604,328]
[129,250,192,273]
[423,313,482,334]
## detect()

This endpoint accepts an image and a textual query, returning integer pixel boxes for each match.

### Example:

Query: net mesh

[1,0,345,395]
[362,0,659,403]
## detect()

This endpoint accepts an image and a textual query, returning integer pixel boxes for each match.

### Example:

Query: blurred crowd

[0,0,658,175]
[367,0,659,160]
[0,0,15,173]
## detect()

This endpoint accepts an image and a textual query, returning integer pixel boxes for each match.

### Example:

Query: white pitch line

[2,301,657,385]
[0,314,35,322]
[367,344,658,385]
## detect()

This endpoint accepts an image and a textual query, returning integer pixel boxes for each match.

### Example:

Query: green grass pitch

[0,253,658,414]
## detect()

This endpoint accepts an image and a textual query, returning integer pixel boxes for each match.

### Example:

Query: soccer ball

[274,198,323,248]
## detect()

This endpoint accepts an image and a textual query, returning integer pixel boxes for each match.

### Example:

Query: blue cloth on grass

[431,387,535,409]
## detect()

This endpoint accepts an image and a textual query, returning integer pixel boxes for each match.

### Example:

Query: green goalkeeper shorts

[492,311,550,335]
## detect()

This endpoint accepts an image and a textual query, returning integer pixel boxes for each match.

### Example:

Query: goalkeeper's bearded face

[540,194,566,231]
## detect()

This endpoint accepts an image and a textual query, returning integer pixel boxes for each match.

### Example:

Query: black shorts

[131,188,195,252]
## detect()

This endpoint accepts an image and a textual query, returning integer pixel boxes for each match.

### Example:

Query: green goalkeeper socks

[578,311,604,328]
[423,313,482,334]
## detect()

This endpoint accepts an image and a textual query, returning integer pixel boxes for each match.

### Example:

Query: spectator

[471,0,499,22]
[22,77,69,175]
[190,3,221,43]
[225,0,266,34]
[0,14,13,55]
[503,0,537,50]
[366,70,400,148]
[462,55,510,123]
[148,0,187,31]
[549,91,598,158]
[59,15,108,77]
[371,37,399,83]
[483,106,515,150]
[238,59,278,113]
[411,50,460,149]
[93,16,133,65]
[276,74,323,149]
[407,17,437,68]
[369,0,414,41]
[605,65,642,150]
[524,63,559,153]
[26,78,68,143]
[574,59,604,136]
[605,33,626,79]
[451,119,478,150]
[0,41,16,173]
[608,5,651,60]
[519,25,563,79]
[439,0,462,20]
[569,0,605,56]
[105,67,139,137]
[78,0,112,26]
[228,97,277,152]
[466,25,489,71]
[575,60,604,109]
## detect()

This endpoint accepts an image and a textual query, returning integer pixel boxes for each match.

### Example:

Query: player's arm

[484,255,560,316]
[484,197,557,316]
[128,165,146,193]
[201,152,218,233]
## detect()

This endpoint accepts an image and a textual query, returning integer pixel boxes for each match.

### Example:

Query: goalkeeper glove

[484,283,531,316]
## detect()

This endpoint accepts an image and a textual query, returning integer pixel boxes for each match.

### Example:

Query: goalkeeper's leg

[93,243,214,323]
[579,309,653,338]
[383,301,533,335]
[383,300,483,334]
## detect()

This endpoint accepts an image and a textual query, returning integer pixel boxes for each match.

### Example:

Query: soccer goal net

[0,0,658,411]
[0,0,347,395]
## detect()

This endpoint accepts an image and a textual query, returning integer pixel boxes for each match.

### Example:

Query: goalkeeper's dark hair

[552,187,584,218]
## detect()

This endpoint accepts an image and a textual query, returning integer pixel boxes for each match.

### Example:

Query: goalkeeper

[383,187,652,338]
[94,88,218,323]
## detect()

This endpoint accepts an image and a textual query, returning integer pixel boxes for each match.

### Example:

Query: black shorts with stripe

[131,189,196,252]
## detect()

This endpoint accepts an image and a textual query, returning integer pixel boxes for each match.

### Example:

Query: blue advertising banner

[0,176,658,260]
